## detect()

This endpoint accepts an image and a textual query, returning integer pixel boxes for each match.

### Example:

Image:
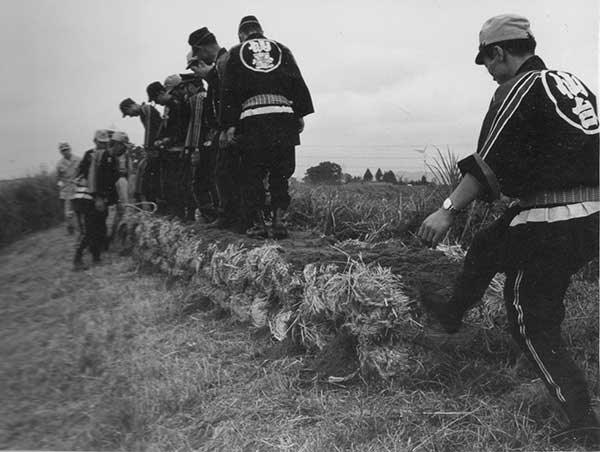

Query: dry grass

[2,226,598,451]
[288,181,508,247]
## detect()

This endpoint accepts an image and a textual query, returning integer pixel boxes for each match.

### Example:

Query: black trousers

[241,144,295,217]
[74,199,108,262]
[162,150,186,219]
[450,206,599,425]
[137,155,161,203]
[215,142,242,220]
[192,144,218,212]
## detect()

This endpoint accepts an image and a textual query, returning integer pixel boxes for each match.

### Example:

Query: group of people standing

[53,12,599,448]
[119,15,314,239]
[57,129,138,270]
[57,15,313,270]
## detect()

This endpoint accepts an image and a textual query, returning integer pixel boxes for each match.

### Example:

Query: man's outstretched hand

[418,208,453,246]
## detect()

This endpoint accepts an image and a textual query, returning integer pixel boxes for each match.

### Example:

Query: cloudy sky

[0,0,597,178]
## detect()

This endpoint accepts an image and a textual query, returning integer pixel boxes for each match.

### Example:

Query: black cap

[188,27,216,46]
[119,98,135,117]
[239,15,261,31]
[146,81,164,102]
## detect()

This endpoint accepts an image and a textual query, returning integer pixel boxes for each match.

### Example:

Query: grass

[288,180,507,247]
[0,172,62,246]
[2,226,598,451]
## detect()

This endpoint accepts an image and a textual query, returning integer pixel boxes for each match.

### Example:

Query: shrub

[0,173,62,246]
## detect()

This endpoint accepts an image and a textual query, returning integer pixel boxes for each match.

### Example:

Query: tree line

[303,161,428,185]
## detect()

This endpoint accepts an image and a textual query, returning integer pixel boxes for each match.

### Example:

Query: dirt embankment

[187,224,460,302]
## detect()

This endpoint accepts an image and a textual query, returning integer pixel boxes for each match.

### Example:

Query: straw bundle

[125,213,456,379]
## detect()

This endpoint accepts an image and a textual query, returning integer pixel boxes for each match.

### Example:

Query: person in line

[219,15,314,238]
[55,142,80,234]
[119,96,162,207]
[72,130,118,269]
[153,74,191,219]
[108,131,133,243]
[184,52,216,222]
[188,26,243,231]
[418,14,599,449]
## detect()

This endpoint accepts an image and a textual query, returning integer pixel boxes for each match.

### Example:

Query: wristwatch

[442,197,458,213]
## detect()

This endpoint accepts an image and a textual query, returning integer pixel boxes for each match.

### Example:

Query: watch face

[443,198,451,210]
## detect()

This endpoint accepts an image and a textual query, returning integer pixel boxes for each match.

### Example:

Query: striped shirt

[185,91,207,149]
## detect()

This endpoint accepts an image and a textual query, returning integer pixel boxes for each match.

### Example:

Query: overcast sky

[0,0,597,178]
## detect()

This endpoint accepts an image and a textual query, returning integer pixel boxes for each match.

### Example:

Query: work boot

[272,208,289,239]
[206,215,231,229]
[551,409,600,450]
[419,288,463,334]
[73,255,88,272]
[246,211,268,239]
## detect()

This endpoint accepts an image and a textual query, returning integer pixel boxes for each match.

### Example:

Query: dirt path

[0,227,122,448]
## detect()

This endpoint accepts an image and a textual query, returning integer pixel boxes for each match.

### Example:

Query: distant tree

[341,173,353,184]
[420,174,428,185]
[382,170,398,184]
[303,161,343,184]
[363,168,373,182]
[375,168,383,182]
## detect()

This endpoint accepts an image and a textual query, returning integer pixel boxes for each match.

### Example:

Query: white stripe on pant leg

[513,269,567,403]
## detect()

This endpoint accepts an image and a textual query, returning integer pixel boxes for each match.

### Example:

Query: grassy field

[289,181,507,245]
[2,207,598,451]
[0,173,62,246]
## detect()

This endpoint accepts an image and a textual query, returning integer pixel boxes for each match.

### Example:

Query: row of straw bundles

[126,212,421,378]
[295,260,419,377]
[124,210,204,277]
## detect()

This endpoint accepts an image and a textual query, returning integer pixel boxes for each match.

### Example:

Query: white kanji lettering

[572,97,599,129]
[548,71,588,99]
[248,40,271,53]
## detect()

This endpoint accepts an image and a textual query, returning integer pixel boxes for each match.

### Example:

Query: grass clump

[0,173,62,246]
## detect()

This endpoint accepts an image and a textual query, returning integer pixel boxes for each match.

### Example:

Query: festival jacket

[158,95,190,147]
[458,56,599,202]
[203,47,230,140]
[219,32,314,148]
[139,103,162,150]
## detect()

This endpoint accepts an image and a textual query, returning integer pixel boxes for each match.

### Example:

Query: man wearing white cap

[418,14,599,448]
[56,142,80,234]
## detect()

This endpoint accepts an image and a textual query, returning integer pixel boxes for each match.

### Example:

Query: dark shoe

[246,211,268,239]
[552,409,600,450]
[419,288,463,334]
[551,426,600,450]
[246,223,268,239]
[272,208,289,239]
[206,216,232,229]
[73,260,88,272]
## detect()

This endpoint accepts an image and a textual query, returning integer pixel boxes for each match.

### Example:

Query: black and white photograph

[0,1,598,451]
